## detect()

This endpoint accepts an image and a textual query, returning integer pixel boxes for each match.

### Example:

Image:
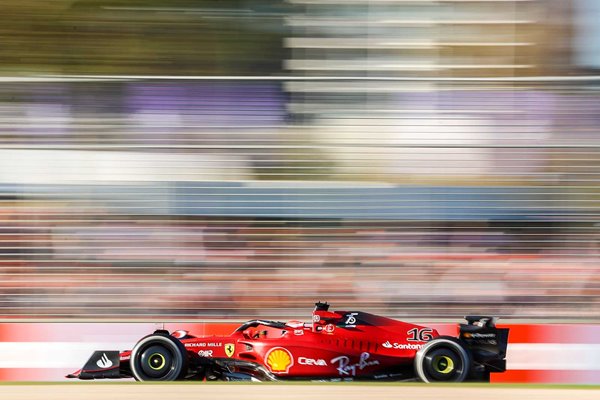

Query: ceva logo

[96,353,113,369]
[298,357,327,366]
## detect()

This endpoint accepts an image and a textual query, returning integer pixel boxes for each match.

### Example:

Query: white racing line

[0,342,599,372]
[0,342,133,368]
[507,343,600,371]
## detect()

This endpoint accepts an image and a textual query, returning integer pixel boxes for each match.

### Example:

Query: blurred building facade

[1,1,600,321]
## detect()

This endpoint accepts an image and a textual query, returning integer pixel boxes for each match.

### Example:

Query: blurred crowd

[2,208,600,320]
[1,1,600,322]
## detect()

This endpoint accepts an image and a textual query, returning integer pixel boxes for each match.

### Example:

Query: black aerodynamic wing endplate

[67,350,121,379]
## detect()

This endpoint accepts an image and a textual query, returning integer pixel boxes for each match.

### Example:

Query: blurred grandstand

[1,0,600,321]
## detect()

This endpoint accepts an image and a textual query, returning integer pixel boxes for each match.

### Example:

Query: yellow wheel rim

[148,353,166,370]
[433,355,454,374]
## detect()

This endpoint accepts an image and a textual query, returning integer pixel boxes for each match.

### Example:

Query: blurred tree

[0,0,286,75]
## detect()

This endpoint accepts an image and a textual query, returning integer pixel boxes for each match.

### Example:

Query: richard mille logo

[96,353,113,369]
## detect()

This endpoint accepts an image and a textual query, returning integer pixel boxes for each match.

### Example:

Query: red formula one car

[68,302,509,382]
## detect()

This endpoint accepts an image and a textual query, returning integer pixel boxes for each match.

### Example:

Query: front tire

[414,337,471,383]
[130,334,188,381]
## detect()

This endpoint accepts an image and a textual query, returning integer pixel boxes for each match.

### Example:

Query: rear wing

[460,316,509,374]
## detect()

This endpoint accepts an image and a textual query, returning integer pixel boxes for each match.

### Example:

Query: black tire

[414,336,471,383]
[130,334,188,381]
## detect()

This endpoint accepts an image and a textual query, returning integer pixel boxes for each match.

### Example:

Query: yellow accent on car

[266,348,292,373]
[434,355,454,374]
[148,353,166,370]
[225,343,235,358]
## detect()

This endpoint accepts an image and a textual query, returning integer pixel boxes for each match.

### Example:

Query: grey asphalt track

[1,384,599,400]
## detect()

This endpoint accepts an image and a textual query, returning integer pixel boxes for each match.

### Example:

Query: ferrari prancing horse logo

[225,343,235,357]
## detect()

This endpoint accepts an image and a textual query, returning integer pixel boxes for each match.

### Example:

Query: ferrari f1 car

[68,302,509,382]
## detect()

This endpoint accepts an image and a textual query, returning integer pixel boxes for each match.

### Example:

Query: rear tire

[130,334,188,381]
[414,337,471,383]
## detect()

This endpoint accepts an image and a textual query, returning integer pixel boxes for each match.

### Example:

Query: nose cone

[171,330,189,339]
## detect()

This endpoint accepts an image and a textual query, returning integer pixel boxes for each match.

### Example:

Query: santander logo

[381,341,423,350]
[96,353,113,369]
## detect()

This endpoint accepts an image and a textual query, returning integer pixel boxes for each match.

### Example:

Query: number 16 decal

[407,328,433,341]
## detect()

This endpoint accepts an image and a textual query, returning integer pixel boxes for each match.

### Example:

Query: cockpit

[234,302,339,339]
[235,319,311,339]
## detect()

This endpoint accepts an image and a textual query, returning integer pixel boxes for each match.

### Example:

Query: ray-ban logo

[96,353,113,369]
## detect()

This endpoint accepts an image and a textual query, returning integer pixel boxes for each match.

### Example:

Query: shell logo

[265,347,293,373]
